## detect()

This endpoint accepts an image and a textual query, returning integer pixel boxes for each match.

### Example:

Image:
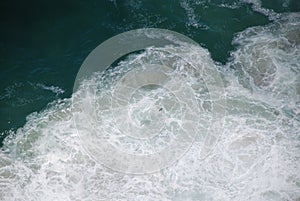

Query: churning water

[0,1,299,201]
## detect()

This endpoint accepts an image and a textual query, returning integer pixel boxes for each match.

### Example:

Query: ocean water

[0,0,300,200]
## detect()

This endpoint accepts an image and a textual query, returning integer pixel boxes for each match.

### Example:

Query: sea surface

[0,0,300,200]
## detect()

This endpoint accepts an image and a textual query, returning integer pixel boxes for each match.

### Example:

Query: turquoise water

[0,0,300,200]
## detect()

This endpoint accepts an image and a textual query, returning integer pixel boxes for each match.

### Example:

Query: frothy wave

[1,13,300,201]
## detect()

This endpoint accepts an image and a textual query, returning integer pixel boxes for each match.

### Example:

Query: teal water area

[0,0,299,145]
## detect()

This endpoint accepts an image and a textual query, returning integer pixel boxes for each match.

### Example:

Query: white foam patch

[1,14,300,201]
[230,12,300,121]
[0,82,65,107]
[240,0,280,20]
[180,0,281,21]
[180,0,209,29]
[35,83,65,96]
